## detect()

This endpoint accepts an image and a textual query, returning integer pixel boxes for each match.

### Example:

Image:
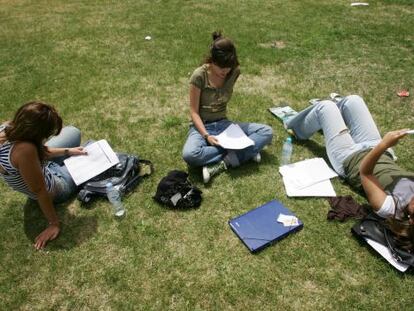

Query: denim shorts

[47,162,78,204]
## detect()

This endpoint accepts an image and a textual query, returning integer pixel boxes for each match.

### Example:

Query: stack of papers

[279,158,338,197]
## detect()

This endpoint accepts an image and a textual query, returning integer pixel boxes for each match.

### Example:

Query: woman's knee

[259,124,273,144]
[61,125,81,140]
[342,94,365,107]
[316,100,339,114]
[182,147,204,167]
[46,125,81,147]
[345,94,363,103]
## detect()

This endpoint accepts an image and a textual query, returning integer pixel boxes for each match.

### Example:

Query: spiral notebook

[229,200,303,253]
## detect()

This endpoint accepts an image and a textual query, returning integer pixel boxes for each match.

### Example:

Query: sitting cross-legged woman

[182,31,273,183]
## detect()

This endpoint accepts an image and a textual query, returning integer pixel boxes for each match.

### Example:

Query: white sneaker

[330,93,343,103]
[202,161,227,183]
[252,153,261,163]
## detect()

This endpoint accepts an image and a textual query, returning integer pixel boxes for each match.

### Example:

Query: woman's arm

[13,142,61,249]
[45,146,86,159]
[360,129,409,211]
[189,84,220,146]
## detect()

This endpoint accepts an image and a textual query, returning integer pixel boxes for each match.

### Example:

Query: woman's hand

[207,135,220,146]
[68,146,87,156]
[381,129,409,148]
[34,224,60,250]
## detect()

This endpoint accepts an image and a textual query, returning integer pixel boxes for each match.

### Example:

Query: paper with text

[64,140,119,185]
[213,124,255,150]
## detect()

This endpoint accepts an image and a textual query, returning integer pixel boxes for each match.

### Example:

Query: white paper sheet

[279,158,338,189]
[64,139,119,185]
[213,124,255,150]
[365,238,409,272]
[282,176,336,197]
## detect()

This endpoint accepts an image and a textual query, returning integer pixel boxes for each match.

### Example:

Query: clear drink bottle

[106,182,125,217]
[280,137,293,166]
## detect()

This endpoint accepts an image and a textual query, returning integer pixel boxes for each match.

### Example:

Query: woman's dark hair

[385,196,414,252]
[386,218,414,252]
[203,31,239,68]
[5,101,62,161]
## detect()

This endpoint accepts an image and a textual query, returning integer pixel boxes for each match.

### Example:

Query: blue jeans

[45,126,81,203]
[182,119,273,167]
[285,95,382,176]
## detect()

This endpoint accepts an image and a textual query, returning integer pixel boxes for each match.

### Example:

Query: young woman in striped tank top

[0,101,86,249]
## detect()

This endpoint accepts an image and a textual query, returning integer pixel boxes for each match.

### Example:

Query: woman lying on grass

[285,95,414,250]
[182,31,273,183]
[0,101,86,249]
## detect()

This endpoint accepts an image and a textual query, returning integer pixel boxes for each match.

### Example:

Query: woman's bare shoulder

[10,142,39,169]
[13,141,37,152]
[12,142,38,159]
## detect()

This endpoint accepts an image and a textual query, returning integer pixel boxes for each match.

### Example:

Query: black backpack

[77,153,153,204]
[153,170,202,209]
[352,213,414,269]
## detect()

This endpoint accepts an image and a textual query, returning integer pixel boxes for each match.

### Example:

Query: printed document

[279,158,337,197]
[213,124,255,150]
[64,140,119,185]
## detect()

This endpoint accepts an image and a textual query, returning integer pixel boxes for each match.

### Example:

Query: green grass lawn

[1,0,414,310]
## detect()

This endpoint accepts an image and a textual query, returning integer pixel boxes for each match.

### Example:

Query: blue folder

[229,200,303,253]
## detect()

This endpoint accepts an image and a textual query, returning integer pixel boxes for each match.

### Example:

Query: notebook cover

[228,200,303,253]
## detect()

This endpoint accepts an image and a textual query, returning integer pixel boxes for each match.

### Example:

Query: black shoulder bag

[352,213,414,268]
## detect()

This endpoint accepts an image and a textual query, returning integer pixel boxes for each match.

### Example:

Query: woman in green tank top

[285,95,414,249]
[182,32,273,183]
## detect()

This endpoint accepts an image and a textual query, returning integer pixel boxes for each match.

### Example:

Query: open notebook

[229,200,303,253]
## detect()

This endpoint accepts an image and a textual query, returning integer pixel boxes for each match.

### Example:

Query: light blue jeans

[182,119,273,167]
[285,95,382,176]
[45,126,81,203]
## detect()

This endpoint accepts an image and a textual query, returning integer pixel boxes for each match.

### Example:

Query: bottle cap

[286,137,292,142]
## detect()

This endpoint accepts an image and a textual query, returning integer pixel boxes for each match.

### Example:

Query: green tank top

[189,64,240,122]
[343,149,414,191]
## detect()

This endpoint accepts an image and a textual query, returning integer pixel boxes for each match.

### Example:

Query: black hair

[5,101,62,161]
[203,31,239,68]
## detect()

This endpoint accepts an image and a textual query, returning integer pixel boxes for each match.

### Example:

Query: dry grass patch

[237,67,289,101]
[258,40,286,49]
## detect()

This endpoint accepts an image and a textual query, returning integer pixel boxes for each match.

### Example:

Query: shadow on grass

[23,198,97,250]
[297,139,327,160]
[227,152,279,180]
[352,235,414,276]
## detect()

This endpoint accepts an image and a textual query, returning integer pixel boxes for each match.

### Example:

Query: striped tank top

[0,124,55,200]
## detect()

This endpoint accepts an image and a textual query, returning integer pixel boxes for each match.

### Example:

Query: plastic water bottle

[280,137,293,166]
[106,182,125,217]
